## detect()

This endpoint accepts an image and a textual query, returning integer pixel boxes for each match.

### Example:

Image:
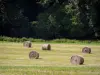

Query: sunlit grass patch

[0,42,100,75]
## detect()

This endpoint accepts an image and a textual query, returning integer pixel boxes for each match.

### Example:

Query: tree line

[0,0,100,40]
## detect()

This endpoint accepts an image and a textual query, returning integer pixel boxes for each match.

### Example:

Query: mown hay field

[0,42,100,75]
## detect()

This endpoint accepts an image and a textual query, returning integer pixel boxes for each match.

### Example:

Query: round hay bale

[42,44,51,50]
[82,47,91,54]
[23,41,32,48]
[70,55,84,65]
[29,51,39,59]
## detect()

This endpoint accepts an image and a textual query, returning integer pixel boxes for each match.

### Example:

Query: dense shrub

[0,36,100,44]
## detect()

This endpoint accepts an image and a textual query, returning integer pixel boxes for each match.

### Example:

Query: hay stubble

[0,43,100,75]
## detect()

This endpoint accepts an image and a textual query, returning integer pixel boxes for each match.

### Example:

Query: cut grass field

[0,42,100,75]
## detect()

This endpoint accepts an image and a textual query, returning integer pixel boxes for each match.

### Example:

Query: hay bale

[82,47,91,54]
[42,44,51,50]
[29,51,39,59]
[70,55,84,65]
[23,41,32,48]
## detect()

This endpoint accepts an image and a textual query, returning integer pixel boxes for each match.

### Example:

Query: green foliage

[0,0,100,39]
[37,1,87,38]
[36,12,59,39]
[0,36,45,42]
[0,36,100,44]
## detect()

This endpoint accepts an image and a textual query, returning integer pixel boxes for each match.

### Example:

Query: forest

[0,0,100,40]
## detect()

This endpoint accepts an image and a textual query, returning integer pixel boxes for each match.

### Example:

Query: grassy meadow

[0,42,100,75]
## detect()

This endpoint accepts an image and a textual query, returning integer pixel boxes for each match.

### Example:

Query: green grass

[0,42,100,75]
